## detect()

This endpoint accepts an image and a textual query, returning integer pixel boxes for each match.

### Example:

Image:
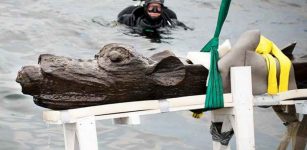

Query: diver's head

[144,0,164,20]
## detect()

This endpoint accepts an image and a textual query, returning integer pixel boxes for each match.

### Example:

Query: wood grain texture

[16,41,307,110]
[16,43,207,110]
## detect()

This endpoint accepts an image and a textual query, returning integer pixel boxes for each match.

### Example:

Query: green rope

[201,0,231,110]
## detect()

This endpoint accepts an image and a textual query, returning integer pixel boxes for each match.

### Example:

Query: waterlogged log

[16,31,307,110]
[16,44,207,110]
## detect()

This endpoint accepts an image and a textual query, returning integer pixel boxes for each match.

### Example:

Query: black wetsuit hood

[144,0,164,6]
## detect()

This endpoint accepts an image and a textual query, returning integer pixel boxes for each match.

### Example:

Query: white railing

[42,67,307,150]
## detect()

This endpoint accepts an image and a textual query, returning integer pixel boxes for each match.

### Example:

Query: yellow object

[192,112,204,119]
[256,36,292,94]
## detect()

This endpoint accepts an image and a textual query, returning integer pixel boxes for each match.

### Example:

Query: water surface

[0,0,306,149]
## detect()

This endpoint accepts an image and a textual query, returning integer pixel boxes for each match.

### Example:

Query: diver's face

[146,3,162,19]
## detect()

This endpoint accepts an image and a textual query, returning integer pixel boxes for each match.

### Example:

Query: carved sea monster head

[16,43,192,109]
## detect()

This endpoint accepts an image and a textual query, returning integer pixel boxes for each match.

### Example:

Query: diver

[117,0,191,34]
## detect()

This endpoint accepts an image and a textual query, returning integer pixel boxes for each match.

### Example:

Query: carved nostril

[108,51,123,62]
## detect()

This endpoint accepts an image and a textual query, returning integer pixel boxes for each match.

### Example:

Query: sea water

[0,0,306,149]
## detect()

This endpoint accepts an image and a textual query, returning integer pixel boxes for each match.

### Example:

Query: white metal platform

[42,67,307,150]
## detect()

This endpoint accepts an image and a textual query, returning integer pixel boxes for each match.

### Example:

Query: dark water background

[0,0,306,149]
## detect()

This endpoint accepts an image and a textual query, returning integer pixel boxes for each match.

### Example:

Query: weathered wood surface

[16,31,307,110]
[292,55,307,89]
[16,43,207,110]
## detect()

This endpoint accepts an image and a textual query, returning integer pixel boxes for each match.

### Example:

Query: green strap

[201,0,231,110]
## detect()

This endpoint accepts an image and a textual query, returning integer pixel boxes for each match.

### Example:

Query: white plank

[44,101,160,123]
[43,94,233,123]
[75,116,98,150]
[63,123,78,150]
[231,67,255,150]
[43,88,307,124]
[254,89,307,106]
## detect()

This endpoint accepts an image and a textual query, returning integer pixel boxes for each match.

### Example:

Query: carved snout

[16,65,43,95]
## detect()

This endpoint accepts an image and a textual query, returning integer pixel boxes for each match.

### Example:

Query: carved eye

[107,46,133,63]
[108,51,123,62]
